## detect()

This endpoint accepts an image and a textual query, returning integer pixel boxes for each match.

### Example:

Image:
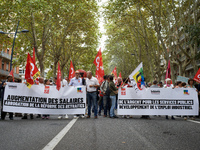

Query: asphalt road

[0,114,200,150]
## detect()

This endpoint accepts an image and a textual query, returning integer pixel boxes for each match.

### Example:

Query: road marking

[188,120,200,124]
[42,118,78,150]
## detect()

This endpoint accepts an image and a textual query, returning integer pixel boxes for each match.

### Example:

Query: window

[2,62,4,70]
[6,63,9,71]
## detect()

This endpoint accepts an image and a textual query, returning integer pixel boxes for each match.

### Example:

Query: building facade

[0,48,20,81]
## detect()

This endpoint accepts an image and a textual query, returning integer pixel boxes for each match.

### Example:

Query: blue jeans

[110,95,116,117]
[87,92,98,117]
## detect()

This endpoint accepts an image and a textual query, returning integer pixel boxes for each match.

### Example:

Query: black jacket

[0,81,6,100]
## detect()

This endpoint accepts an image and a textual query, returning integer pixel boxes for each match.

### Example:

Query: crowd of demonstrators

[1,72,200,121]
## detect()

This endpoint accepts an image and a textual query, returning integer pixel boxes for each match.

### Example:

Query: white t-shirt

[62,79,68,86]
[86,76,99,92]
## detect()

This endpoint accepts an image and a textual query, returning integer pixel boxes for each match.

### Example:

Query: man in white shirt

[86,71,99,119]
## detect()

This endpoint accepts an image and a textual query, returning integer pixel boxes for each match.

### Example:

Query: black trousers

[1,98,13,120]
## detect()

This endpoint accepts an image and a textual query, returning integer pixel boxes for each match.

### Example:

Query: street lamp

[0,20,29,71]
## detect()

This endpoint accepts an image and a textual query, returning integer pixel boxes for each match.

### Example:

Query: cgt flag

[93,48,104,80]
[129,62,145,90]
[25,53,40,88]
[69,60,75,81]
[95,70,104,83]
[56,62,61,91]
[194,68,200,83]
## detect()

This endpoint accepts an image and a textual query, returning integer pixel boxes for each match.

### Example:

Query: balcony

[0,51,11,60]
[0,69,20,78]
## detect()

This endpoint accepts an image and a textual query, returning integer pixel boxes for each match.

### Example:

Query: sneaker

[65,114,69,119]
[184,117,187,120]
[74,115,78,119]
[58,116,62,119]
[81,115,85,119]
[126,115,130,119]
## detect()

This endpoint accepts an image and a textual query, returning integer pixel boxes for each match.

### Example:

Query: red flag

[95,70,104,83]
[69,60,75,81]
[56,62,61,91]
[194,68,200,83]
[9,69,14,82]
[93,48,104,78]
[25,53,40,88]
[119,72,122,78]
[165,60,172,83]
[33,47,36,64]
[111,66,118,83]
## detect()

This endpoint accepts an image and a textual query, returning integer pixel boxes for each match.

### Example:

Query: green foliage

[103,0,200,81]
[0,0,100,77]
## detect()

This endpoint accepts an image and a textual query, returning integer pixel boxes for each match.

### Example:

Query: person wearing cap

[164,78,174,88]
[1,75,14,120]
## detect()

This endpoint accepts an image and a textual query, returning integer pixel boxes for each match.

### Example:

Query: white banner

[118,87,199,115]
[3,83,86,114]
